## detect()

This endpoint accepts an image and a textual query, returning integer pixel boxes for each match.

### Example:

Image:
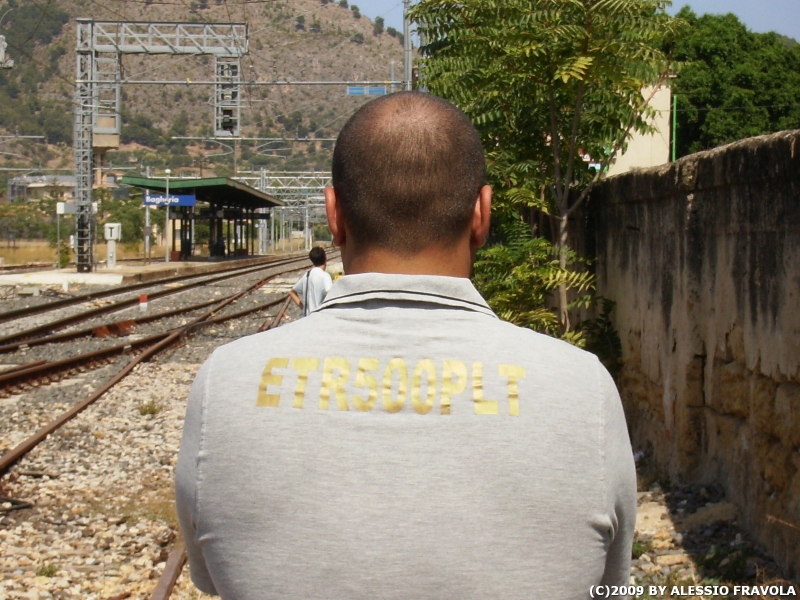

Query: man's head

[309,246,327,267]
[327,92,490,275]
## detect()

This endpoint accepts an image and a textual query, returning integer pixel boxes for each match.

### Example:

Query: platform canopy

[120,176,284,210]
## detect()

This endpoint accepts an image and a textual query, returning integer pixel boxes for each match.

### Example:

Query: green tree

[374,16,385,36]
[671,8,800,157]
[472,220,594,343]
[411,0,682,333]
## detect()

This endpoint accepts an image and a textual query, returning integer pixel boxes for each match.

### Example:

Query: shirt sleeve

[598,363,637,594]
[323,271,333,293]
[175,358,219,596]
[292,274,305,295]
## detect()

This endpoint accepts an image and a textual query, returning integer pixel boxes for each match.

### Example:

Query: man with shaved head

[177,92,636,600]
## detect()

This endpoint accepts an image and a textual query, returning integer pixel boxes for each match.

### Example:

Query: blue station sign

[144,192,196,207]
[347,86,387,96]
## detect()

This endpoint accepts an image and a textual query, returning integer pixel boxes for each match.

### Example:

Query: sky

[356,0,800,43]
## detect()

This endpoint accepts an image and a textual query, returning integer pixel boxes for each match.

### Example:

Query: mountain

[0,0,405,187]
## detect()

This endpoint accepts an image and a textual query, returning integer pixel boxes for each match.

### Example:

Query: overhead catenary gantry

[73,10,416,271]
[73,20,248,272]
[236,171,330,254]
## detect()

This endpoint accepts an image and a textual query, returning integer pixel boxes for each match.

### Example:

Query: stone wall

[589,130,800,576]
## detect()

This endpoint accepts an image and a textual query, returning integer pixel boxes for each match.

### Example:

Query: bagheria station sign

[144,192,197,207]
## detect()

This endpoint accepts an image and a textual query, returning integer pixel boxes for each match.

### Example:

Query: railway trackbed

[0,253,313,345]
[0,253,335,598]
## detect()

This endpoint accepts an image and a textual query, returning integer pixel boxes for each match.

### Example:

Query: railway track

[0,253,305,327]
[0,253,314,347]
[0,252,338,598]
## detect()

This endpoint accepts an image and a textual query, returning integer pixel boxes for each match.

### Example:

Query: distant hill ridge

[0,0,404,177]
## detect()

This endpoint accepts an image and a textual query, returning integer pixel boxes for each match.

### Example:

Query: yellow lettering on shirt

[319,357,350,411]
[352,358,380,412]
[291,358,319,409]
[472,362,498,415]
[256,357,290,407]
[498,364,526,416]
[440,360,467,415]
[411,359,437,415]
[382,358,408,413]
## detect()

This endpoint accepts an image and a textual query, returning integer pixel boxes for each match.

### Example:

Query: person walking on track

[176,91,637,600]
[288,246,332,317]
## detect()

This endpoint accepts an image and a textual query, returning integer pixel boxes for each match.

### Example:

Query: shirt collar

[317,272,497,318]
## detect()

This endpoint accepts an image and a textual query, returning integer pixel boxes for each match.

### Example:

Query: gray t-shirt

[292,266,333,316]
[176,273,637,600]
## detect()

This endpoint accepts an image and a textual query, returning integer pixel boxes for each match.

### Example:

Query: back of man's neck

[342,244,472,278]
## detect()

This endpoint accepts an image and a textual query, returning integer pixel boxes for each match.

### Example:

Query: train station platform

[121,176,284,261]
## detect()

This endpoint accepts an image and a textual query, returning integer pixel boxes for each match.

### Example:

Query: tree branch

[561,79,585,209]
[549,90,564,210]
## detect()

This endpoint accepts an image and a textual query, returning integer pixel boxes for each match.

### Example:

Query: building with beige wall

[606,84,672,176]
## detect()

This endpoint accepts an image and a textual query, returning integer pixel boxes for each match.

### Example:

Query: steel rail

[0,253,306,325]
[0,359,47,375]
[0,254,315,346]
[148,544,187,600]
[0,298,223,354]
[258,296,293,332]
[0,332,170,392]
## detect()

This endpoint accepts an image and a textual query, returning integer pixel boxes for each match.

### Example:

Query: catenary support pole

[403,0,412,91]
[672,93,677,163]
[165,169,171,263]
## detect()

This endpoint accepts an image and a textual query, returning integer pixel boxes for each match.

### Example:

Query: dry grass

[0,239,164,265]
[138,399,163,416]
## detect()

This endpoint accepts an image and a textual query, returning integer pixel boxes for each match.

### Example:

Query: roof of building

[120,176,284,210]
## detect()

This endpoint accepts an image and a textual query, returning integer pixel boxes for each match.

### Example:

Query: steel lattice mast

[73,20,248,271]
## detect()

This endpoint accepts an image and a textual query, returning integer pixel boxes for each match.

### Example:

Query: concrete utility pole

[144,165,151,262]
[403,0,412,91]
[165,169,171,263]
[0,35,13,69]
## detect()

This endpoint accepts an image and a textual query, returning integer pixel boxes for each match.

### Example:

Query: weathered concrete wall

[589,130,800,576]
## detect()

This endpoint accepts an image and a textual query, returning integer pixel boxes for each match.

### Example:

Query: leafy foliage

[387,26,404,46]
[472,220,595,343]
[671,8,800,157]
[412,0,682,333]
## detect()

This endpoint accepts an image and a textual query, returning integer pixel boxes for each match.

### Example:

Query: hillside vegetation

[0,0,404,183]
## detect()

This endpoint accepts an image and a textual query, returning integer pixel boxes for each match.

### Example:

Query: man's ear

[470,185,492,249]
[325,186,346,246]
